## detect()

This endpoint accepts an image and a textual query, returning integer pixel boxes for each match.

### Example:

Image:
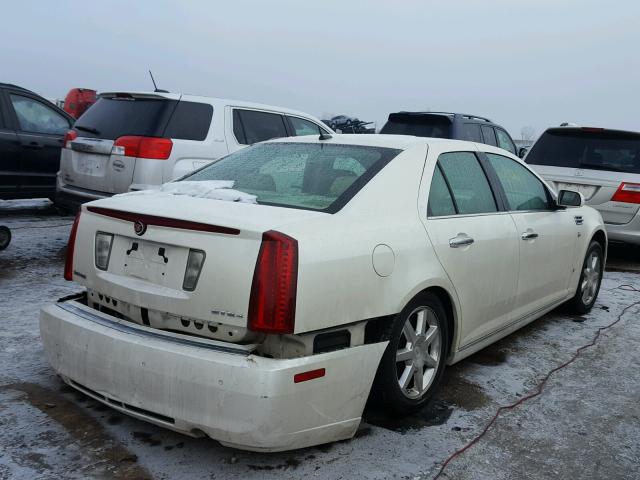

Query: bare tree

[521,126,536,142]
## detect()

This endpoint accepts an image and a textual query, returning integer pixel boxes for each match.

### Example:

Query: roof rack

[393,111,493,123]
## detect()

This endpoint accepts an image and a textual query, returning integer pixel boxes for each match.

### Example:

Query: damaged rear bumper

[39,297,387,452]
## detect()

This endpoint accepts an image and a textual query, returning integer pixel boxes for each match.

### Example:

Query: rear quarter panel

[282,144,460,339]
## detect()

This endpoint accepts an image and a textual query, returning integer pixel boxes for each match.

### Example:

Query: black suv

[380,112,518,155]
[0,83,74,200]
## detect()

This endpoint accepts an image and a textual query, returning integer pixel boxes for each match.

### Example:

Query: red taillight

[64,212,81,281]
[248,231,298,334]
[112,136,173,160]
[63,130,77,148]
[611,182,640,204]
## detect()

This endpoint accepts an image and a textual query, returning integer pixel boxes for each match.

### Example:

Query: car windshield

[184,142,402,212]
[526,129,640,174]
[380,114,452,138]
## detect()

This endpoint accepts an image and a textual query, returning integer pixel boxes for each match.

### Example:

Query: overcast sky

[2,0,638,138]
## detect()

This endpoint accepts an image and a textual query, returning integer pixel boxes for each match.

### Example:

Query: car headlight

[95,232,114,271]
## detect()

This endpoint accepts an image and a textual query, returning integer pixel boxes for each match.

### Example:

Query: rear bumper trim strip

[56,300,251,356]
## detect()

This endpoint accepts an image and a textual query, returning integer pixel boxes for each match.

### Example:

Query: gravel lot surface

[1,199,639,480]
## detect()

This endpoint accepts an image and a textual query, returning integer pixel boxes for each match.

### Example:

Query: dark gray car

[380,112,517,155]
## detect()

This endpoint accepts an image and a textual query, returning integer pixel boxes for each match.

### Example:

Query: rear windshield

[74,97,212,141]
[526,129,640,174]
[380,114,451,138]
[184,142,401,212]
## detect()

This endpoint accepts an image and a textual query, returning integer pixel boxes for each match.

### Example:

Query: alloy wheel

[581,250,601,305]
[395,306,442,399]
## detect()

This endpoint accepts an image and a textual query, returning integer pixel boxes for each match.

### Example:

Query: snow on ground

[0,199,639,479]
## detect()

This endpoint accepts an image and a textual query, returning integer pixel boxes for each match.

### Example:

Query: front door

[7,92,70,197]
[0,91,21,198]
[423,151,520,348]
[484,152,578,318]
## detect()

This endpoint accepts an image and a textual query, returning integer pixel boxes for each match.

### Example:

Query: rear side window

[380,114,452,138]
[163,101,213,141]
[438,152,497,215]
[486,153,551,211]
[525,129,640,174]
[233,109,288,145]
[74,97,176,140]
[288,116,323,136]
[184,142,401,212]
[481,126,496,146]
[428,166,456,216]
[461,123,482,142]
[495,129,516,155]
[9,94,70,135]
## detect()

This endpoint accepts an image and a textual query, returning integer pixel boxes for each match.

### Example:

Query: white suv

[55,91,332,210]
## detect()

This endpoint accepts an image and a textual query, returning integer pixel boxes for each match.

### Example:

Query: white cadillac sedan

[40,134,606,452]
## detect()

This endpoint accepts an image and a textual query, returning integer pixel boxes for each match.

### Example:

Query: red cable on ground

[432,284,640,479]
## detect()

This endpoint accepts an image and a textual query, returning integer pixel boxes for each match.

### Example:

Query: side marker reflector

[294,368,325,383]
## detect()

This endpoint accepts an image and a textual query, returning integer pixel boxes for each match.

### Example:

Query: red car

[63,88,96,119]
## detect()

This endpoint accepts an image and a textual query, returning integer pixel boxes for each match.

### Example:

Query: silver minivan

[56,91,333,211]
[526,126,640,244]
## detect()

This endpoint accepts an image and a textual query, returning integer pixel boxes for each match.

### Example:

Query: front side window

[495,129,516,155]
[10,94,69,135]
[288,116,322,136]
[486,153,551,211]
[437,152,497,215]
[185,142,401,212]
[233,109,288,145]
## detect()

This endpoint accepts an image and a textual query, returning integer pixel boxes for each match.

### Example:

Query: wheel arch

[421,286,458,363]
[591,229,607,255]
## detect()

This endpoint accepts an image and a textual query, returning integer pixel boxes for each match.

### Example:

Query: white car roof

[98,90,329,125]
[266,133,518,158]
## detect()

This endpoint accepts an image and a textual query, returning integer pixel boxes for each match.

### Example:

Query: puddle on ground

[1,382,152,479]
[435,371,491,411]
[363,367,490,433]
[363,399,453,433]
[132,431,163,447]
[467,348,508,366]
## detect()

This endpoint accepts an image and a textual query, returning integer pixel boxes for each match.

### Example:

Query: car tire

[371,292,449,414]
[0,226,11,251]
[564,240,604,314]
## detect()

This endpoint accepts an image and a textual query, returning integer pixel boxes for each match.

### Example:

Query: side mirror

[518,147,528,159]
[557,189,584,208]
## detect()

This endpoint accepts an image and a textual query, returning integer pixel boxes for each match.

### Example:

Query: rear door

[423,151,520,348]
[61,94,177,194]
[0,90,21,198]
[6,91,71,197]
[485,152,578,316]
[526,128,640,225]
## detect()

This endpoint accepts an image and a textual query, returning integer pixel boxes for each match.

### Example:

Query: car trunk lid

[73,192,324,336]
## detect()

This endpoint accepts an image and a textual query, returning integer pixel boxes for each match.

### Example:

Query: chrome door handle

[521,232,539,240]
[449,236,474,248]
